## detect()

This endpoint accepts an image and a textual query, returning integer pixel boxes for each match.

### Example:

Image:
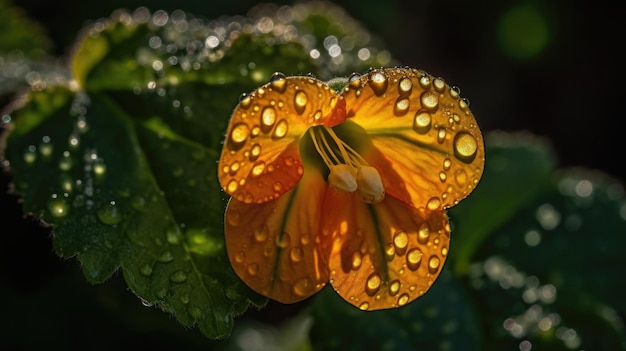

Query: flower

[218,67,484,310]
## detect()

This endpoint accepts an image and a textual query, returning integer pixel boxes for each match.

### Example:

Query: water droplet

[351,251,362,270]
[439,171,447,182]
[413,110,432,134]
[418,223,430,244]
[276,232,291,248]
[270,72,287,92]
[251,161,265,176]
[290,247,303,262]
[385,243,395,259]
[140,264,153,276]
[47,194,69,218]
[365,273,382,295]
[156,288,167,299]
[189,306,203,320]
[441,247,448,257]
[421,91,439,111]
[397,293,409,306]
[428,255,441,273]
[273,182,282,192]
[180,293,190,304]
[294,91,308,114]
[453,132,478,163]
[359,302,369,310]
[419,75,431,89]
[437,127,447,144]
[247,263,259,276]
[254,225,269,241]
[93,160,106,177]
[230,123,250,145]
[234,251,246,263]
[293,277,313,297]
[455,169,468,185]
[389,280,401,296]
[97,201,122,225]
[433,77,445,92]
[239,93,251,108]
[393,231,408,251]
[158,250,174,263]
[398,77,413,95]
[261,106,276,131]
[227,179,238,193]
[450,86,461,99]
[369,71,388,96]
[273,119,288,138]
[170,270,188,283]
[394,97,410,116]
[166,230,181,245]
[131,195,146,211]
[443,158,452,171]
[406,248,423,270]
[427,197,442,210]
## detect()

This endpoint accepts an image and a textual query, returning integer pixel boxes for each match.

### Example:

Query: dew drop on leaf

[97,201,122,225]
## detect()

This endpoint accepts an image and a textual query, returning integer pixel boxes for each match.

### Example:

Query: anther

[356,166,385,203]
[328,164,357,192]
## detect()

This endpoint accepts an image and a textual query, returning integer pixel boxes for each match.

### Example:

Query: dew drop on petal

[394,97,410,116]
[427,196,442,210]
[293,277,313,297]
[397,293,409,306]
[366,273,382,295]
[437,127,447,144]
[393,230,408,250]
[294,91,308,114]
[413,110,432,134]
[406,248,423,270]
[270,72,287,93]
[251,161,265,176]
[398,77,413,95]
[247,263,259,276]
[428,255,441,273]
[421,91,439,111]
[290,247,303,262]
[230,123,250,145]
[359,302,369,310]
[351,251,363,270]
[273,119,288,139]
[389,280,401,296]
[261,106,277,130]
[418,223,430,244]
[453,132,479,163]
[369,71,388,96]
[254,225,269,242]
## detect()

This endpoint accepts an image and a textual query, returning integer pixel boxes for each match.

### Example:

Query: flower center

[308,127,385,204]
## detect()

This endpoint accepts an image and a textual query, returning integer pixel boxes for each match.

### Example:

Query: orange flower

[218,67,484,310]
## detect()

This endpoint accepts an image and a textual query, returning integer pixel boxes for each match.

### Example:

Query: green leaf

[1,3,394,339]
[309,270,480,351]
[467,164,626,349]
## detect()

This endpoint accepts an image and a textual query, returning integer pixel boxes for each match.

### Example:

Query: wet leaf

[1,2,393,339]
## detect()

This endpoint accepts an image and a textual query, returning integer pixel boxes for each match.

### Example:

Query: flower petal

[218,75,346,204]
[323,187,450,310]
[342,67,485,209]
[224,169,331,303]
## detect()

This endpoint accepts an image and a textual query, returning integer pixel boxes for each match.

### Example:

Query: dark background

[2,0,623,348]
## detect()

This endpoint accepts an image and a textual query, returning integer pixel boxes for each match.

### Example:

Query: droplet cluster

[219,73,343,204]
[342,67,484,209]
[329,209,451,310]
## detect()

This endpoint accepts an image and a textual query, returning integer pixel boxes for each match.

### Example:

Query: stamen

[308,126,385,203]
